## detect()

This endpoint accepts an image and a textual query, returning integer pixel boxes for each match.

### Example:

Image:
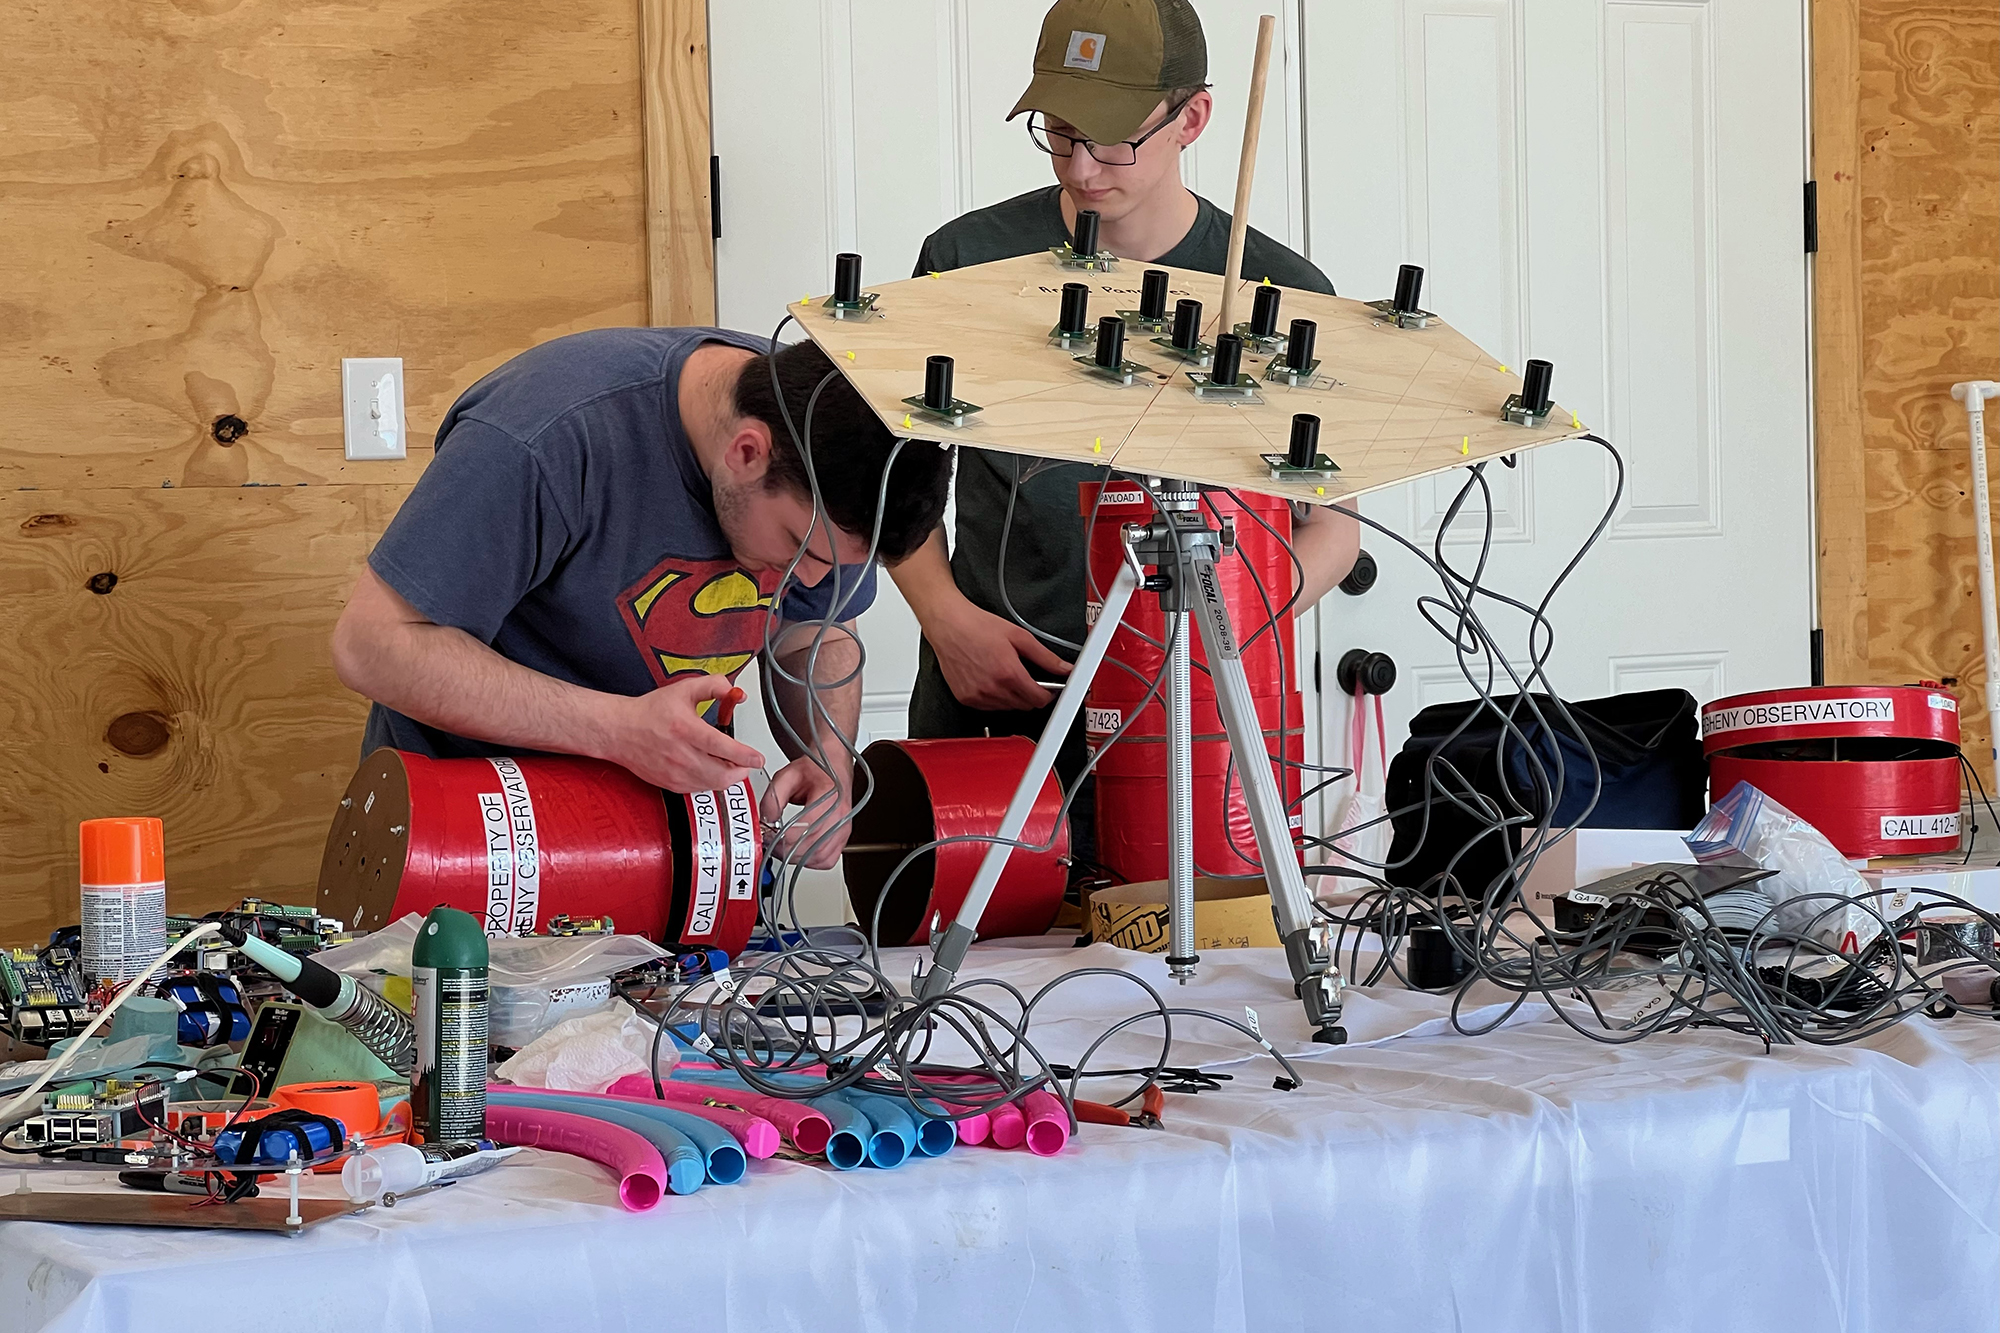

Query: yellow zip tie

[845,350,856,360]
[1315,486,1326,496]
[1262,276,1272,285]
[803,294,813,305]
[1093,436,1103,454]
[903,413,912,429]
[1498,364,1509,375]
[1461,435,1470,455]
[929,271,941,279]
[1572,411,1582,429]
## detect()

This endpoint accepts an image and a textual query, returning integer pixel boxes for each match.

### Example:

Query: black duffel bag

[1383,688,1706,897]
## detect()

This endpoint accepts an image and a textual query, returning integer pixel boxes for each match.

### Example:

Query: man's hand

[890,527,1071,712]
[760,756,851,869]
[929,600,1072,712]
[601,673,767,793]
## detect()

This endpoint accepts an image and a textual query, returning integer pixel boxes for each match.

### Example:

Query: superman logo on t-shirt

[616,556,779,702]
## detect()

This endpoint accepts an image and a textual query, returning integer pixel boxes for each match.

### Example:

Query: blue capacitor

[212,1114,344,1166]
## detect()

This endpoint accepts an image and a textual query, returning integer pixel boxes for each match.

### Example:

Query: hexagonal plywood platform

[789,253,1584,505]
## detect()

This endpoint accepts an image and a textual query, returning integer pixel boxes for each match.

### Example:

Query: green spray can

[412,905,489,1143]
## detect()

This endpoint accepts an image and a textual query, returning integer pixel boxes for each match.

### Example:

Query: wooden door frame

[641,0,717,325]
[1811,0,1865,684]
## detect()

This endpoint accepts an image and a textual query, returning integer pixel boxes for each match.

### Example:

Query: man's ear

[1177,89,1214,148]
[722,416,774,486]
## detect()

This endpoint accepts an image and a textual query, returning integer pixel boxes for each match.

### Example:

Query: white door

[1304,0,1814,820]
[708,1,1327,920]
[707,0,1813,911]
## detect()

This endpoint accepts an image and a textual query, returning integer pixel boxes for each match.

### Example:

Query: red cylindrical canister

[1701,685,1963,857]
[316,750,762,956]
[841,737,1069,947]
[1080,482,1300,710]
[1089,690,1307,881]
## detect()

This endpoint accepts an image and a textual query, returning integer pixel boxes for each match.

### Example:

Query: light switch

[342,357,406,461]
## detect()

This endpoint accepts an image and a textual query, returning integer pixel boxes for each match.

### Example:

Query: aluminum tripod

[913,479,1347,1044]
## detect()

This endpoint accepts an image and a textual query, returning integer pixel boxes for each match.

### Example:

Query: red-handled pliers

[1073,1083,1165,1129]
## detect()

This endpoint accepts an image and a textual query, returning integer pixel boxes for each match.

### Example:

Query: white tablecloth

[4,942,1996,1333]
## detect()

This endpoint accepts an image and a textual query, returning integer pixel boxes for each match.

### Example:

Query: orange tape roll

[273,1081,381,1138]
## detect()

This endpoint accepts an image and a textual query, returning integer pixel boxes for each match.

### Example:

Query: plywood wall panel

[0,486,409,943]
[0,0,649,491]
[0,0,668,940]
[1817,0,1999,767]
[1854,0,2000,761]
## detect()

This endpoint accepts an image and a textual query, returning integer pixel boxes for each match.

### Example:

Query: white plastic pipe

[1951,380,2000,785]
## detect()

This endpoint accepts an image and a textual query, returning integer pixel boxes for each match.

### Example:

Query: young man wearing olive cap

[893,0,1360,856]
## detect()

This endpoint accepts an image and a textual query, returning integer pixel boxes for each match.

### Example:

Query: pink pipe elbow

[485,1104,668,1212]
[988,1100,1027,1150]
[593,1089,780,1159]
[1021,1090,1070,1156]
[604,1072,831,1157]
[945,1107,991,1146]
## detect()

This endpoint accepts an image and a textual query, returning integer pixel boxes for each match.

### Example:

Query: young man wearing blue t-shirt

[333,330,950,868]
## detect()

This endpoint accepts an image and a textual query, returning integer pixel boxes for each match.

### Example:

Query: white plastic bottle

[341,1140,519,1202]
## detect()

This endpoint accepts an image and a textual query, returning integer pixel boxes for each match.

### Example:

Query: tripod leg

[1186,552,1347,1042]
[1166,610,1197,980]
[915,560,1142,999]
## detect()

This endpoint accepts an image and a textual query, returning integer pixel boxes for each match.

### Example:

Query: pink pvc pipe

[938,1103,992,1146]
[988,1101,1026,1149]
[919,1074,1030,1150]
[1021,1090,1070,1156]
[485,1104,668,1212]
[605,1072,832,1157]
[576,1087,779,1159]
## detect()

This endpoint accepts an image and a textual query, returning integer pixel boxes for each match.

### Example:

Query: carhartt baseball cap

[1007,0,1209,146]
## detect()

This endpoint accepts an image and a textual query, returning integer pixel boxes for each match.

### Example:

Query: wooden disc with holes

[316,749,414,934]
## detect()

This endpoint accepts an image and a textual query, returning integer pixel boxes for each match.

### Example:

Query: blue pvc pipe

[833,1089,912,1168]
[631,1103,747,1184]
[902,1095,960,1157]
[804,1094,870,1171]
[514,1092,749,1185]
[489,1089,706,1196]
[683,1069,957,1160]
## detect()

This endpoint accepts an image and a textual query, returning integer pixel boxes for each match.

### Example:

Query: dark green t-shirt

[908,185,1334,754]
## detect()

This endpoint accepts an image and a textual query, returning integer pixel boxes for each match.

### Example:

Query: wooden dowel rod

[1216,14,1277,337]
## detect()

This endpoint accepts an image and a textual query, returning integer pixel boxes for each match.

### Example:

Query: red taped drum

[1701,686,1963,857]
[840,737,1069,947]
[316,749,761,955]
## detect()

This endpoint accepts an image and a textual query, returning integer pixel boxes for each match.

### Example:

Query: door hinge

[710,156,722,240]
[1803,180,1817,254]
[1313,650,1322,693]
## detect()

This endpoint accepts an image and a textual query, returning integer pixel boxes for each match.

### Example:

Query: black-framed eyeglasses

[1026,98,1193,167]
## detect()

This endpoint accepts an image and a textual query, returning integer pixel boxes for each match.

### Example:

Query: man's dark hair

[732,339,951,564]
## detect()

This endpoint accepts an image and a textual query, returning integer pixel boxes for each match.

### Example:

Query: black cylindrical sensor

[1094,314,1125,368]
[1059,282,1090,334]
[834,252,862,304]
[1393,264,1425,314]
[1288,414,1320,469]
[1073,209,1101,257]
[1250,284,1282,337]
[1521,358,1554,414]
[1172,298,1202,350]
[1140,268,1169,320]
[1211,333,1243,386]
[924,355,954,411]
[1286,318,1317,371]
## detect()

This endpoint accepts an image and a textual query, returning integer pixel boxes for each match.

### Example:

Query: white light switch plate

[342,357,406,461]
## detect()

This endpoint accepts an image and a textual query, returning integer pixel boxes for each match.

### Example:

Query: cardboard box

[1087,876,1280,952]
[1860,863,2000,915]
[1516,829,1696,910]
